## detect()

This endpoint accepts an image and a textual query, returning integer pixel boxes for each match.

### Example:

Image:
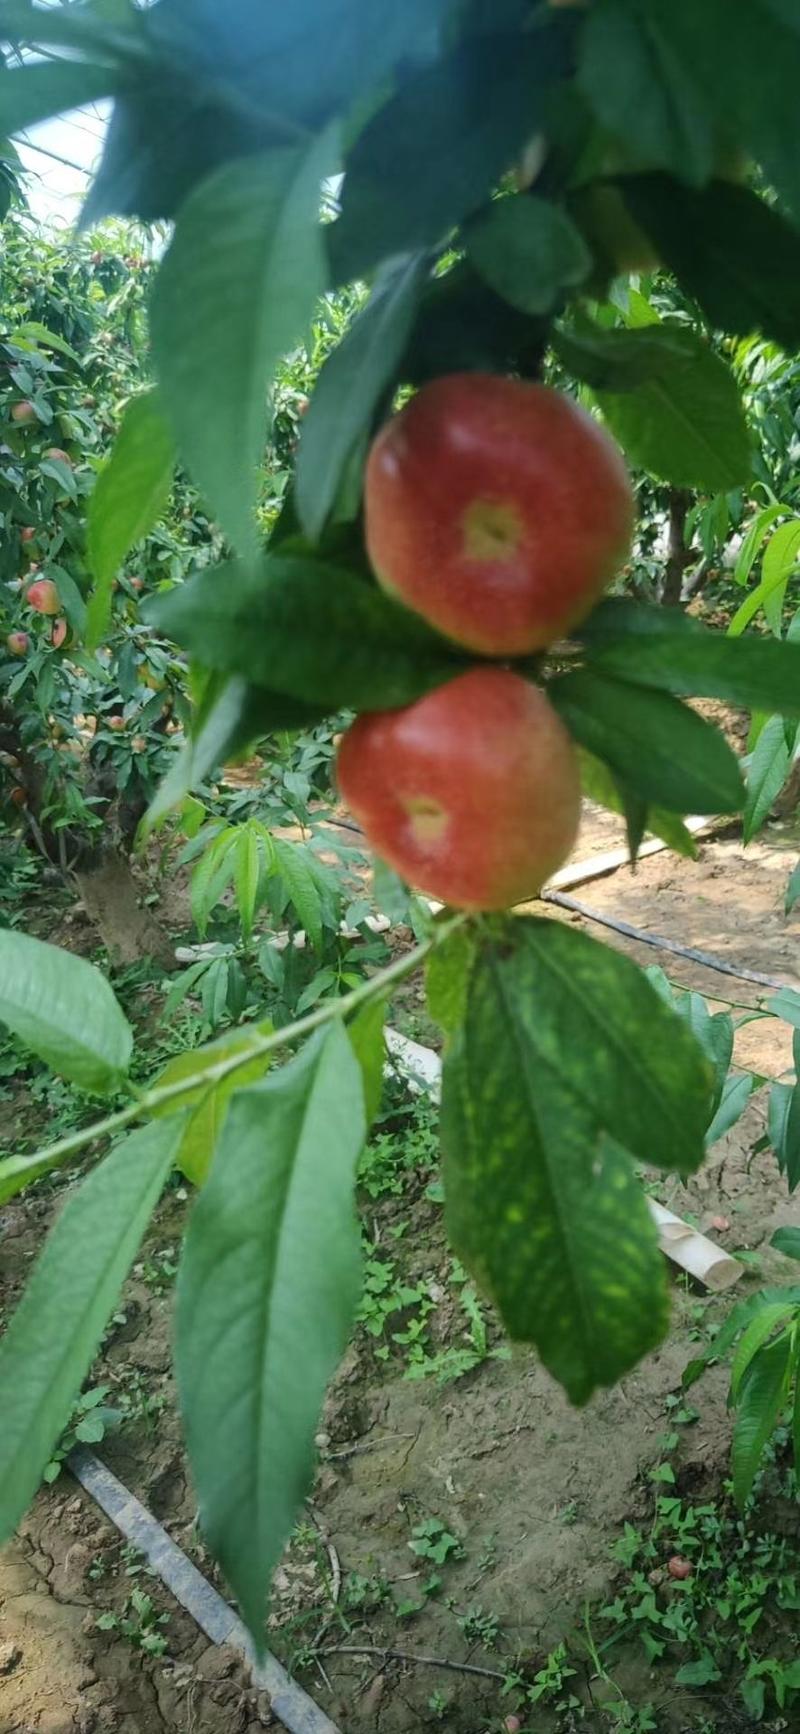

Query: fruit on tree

[131,735,147,754]
[6,631,30,657]
[44,447,73,467]
[129,576,145,592]
[108,715,126,732]
[138,664,165,691]
[337,666,580,910]
[365,374,633,656]
[19,526,36,545]
[26,578,60,616]
[9,786,27,808]
[10,400,36,425]
[50,617,68,650]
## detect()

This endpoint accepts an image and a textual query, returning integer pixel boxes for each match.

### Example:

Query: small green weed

[96,1587,170,1656]
[43,1386,120,1482]
[458,1604,501,1648]
[356,1253,434,1362]
[408,1517,464,1566]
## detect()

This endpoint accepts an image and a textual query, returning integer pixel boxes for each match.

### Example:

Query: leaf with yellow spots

[425,923,477,1039]
[440,916,713,1402]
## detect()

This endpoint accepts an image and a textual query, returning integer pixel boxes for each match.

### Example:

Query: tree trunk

[74,848,176,971]
[661,488,693,607]
[3,701,176,968]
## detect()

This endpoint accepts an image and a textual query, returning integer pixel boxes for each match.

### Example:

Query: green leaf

[683,1286,800,1388]
[272,837,323,951]
[730,1303,796,1401]
[404,258,549,385]
[0,59,117,140]
[769,988,800,1031]
[0,1119,181,1547]
[732,1334,792,1507]
[771,1227,800,1263]
[762,522,800,633]
[769,1079,800,1190]
[741,1678,766,1721]
[234,827,262,942]
[743,715,791,843]
[443,1056,667,1405]
[551,669,744,815]
[475,918,712,1173]
[592,328,751,493]
[40,456,77,500]
[465,195,591,316]
[734,504,790,588]
[675,1654,722,1688]
[426,925,479,1039]
[296,253,427,542]
[0,930,132,1093]
[150,138,333,558]
[347,997,386,1128]
[332,24,571,280]
[175,1023,365,1642]
[705,1072,756,1150]
[152,1024,273,1187]
[651,0,800,225]
[728,529,800,639]
[577,0,715,184]
[86,390,175,649]
[670,994,732,1111]
[145,0,452,134]
[786,862,800,917]
[788,1062,800,1194]
[578,750,698,859]
[191,829,239,937]
[146,555,465,712]
[622,177,800,352]
[579,598,800,716]
[439,916,712,1402]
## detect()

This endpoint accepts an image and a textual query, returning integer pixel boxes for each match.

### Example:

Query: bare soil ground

[1,810,798,1734]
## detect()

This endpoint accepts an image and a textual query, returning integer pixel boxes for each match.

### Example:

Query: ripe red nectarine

[26,578,60,616]
[337,666,580,910]
[365,374,633,656]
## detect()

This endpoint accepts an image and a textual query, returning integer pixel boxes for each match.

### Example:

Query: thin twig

[0,920,463,1196]
[325,1433,416,1462]
[312,1643,506,1682]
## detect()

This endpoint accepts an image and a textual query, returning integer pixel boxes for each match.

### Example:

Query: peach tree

[1,0,800,1648]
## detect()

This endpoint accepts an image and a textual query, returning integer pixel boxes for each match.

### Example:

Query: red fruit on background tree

[365,374,633,656]
[10,400,36,425]
[19,526,36,545]
[43,447,73,467]
[6,631,30,657]
[50,617,68,649]
[26,578,60,616]
[337,666,581,910]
